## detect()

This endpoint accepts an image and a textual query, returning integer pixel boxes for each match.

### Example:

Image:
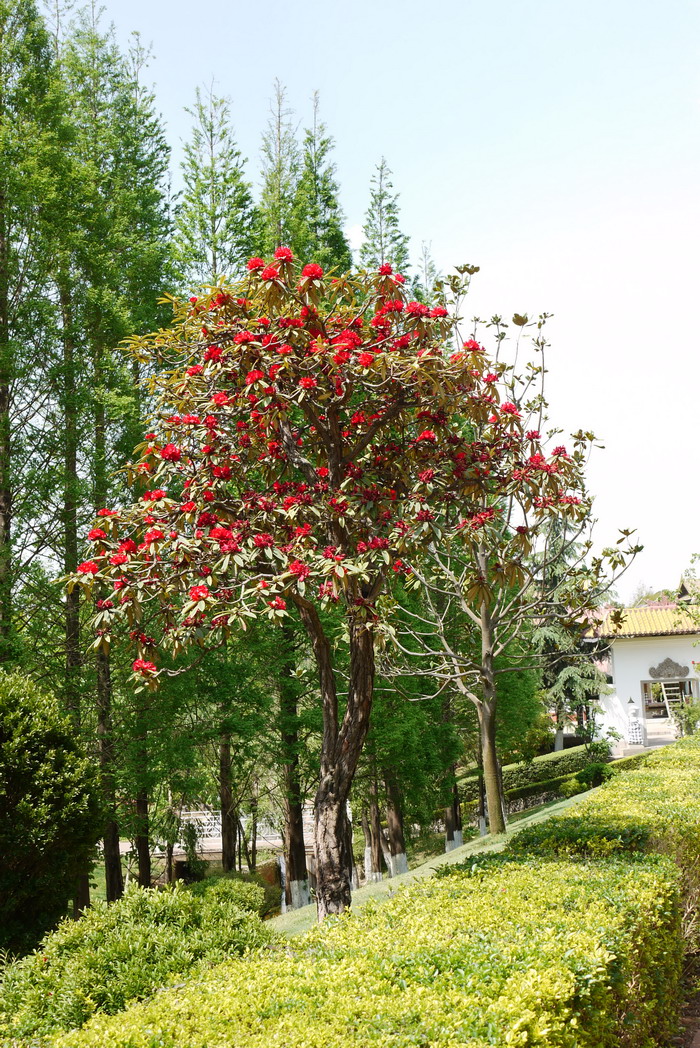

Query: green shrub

[506,815,651,858]
[460,743,611,805]
[186,872,267,915]
[574,760,615,789]
[48,857,681,1048]
[0,883,273,1042]
[0,671,103,955]
[505,771,578,802]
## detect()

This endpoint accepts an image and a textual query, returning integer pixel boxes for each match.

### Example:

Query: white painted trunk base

[452,830,464,849]
[288,878,311,910]
[445,837,457,852]
[389,852,408,876]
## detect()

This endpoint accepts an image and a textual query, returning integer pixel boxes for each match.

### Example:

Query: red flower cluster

[189,585,210,601]
[78,560,99,574]
[133,658,157,675]
[301,263,323,279]
[160,444,182,462]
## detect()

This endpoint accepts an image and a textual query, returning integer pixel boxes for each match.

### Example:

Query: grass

[271,790,596,938]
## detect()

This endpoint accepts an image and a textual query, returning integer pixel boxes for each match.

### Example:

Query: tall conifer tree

[257,80,299,254]
[173,85,255,287]
[291,93,351,271]
[360,158,410,274]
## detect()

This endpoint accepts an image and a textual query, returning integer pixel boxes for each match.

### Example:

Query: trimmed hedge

[0,883,273,1042]
[461,743,610,805]
[48,857,681,1048]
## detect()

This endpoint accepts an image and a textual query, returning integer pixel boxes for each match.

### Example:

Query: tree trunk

[249,781,258,873]
[364,776,384,882]
[135,788,150,887]
[219,736,236,873]
[444,775,463,851]
[237,816,252,872]
[279,623,310,908]
[384,774,408,875]
[297,599,375,919]
[96,648,123,900]
[478,698,505,834]
[59,280,90,915]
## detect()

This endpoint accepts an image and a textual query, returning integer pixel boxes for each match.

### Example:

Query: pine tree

[0,0,69,661]
[256,79,299,254]
[173,85,255,288]
[359,158,410,274]
[412,241,441,303]
[291,93,351,271]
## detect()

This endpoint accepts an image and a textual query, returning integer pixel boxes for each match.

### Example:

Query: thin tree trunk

[444,773,463,851]
[384,774,408,875]
[0,181,12,661]
[249,780,258,873]
[279,623,309,908]
[96,648,124,900]
[237,815,252,871]
[477,556,506,835]
[219,736,236,872]
[61,278,90,914]
[135,787,150,887]
[365,776,384,882]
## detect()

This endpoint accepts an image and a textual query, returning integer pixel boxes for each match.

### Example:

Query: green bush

[0,883,273,1042]
[0,671,103,955]
[460,743,610,805]
[48,857,681,1048]
[505,771,579,802]
[185,872,268,915]
[506,815,651,858]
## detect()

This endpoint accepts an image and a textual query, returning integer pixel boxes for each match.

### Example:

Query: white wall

[597,634,700,741]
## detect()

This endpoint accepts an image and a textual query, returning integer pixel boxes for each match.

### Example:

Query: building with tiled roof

[595,597,700,753]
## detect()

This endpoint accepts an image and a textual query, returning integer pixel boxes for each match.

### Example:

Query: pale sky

[97,0,699,603]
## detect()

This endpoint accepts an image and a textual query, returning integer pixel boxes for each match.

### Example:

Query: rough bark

[249,780,258,873]
[219,736,236,872]
[366,776,384,881]
[297,599,375,918]
[384,774,408,875]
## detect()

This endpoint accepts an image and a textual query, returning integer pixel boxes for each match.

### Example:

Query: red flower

[463,339,481,351]
[88,527,107,541]
[357,352,374,367]
[109,553,128,566]
[160,444,182,462]
[299,376,317,389]
[133,658,157,675]
[77,560,99,574]
[187,365,204,376]
[500,402,521,417]
[189,585,210,601]
[179,501,196,513]
[418,469,435,483]
[211,392,229,406]
[274,246,294,261]
[378,263,392,275]
[246,369,266,384]
[261,265,280,281]
[333,351,351,365]
[247,257,265,271]
[301,263,324,279]
[253,533,274,548]
[430,306,448,318]
[144,529,165,544]
[406,301,430,317]
[269,596,287,610]
[417,430,437,442]
[204,345,222,362]
[289,559,310,579]
[525,430,541,440]
[97,508,117,517]
[119,539,137,553]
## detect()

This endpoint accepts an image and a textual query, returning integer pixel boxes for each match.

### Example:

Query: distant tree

[360,158,410,274]
[256,80,299,254]
[173,85,256,287]
[291,92,352,272]
[412,241,441,303]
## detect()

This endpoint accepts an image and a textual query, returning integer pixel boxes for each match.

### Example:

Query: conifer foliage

[360,158,411,275]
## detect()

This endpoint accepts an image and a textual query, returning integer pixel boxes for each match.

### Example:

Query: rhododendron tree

[68,253,628,914]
